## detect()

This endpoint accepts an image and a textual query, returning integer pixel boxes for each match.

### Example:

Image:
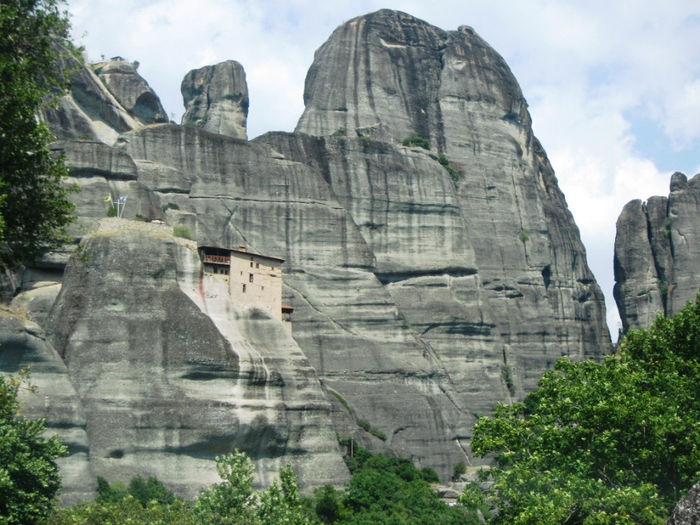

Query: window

[250,261,253,267]
[242,284,246,293]
[249,273,254,283]
[256,262,260,268]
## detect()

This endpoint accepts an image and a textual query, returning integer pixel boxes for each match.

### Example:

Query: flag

[104,195,112,202]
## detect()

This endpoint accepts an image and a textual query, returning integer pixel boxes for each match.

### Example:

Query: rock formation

[40,51,167,145]
[294,8,609,395]
[34,220,346,501]
[181,60,249,139]
[614,172,700,332]
[93,58,169,125]
[0,310,92,505]
[1,9,613,497]
[668,481,700,525]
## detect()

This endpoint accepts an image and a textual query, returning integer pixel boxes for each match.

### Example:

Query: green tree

[193,451,311,524]
[0,0,76,268]
[0,370,67,524]
[340,449,477,524]
[52,496,198,525]
[193,451,257,523]
[128,475,176,506]
[256,465,310,525]
[464,295,700,523]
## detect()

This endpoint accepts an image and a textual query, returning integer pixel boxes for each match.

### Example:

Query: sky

[66,0,700,338]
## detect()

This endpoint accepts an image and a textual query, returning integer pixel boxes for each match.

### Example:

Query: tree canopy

[0,370,67,524]
[0,0,76,268]
[462,295,700,524]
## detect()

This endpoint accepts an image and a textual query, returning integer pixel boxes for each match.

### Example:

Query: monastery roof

[199,245,285,263]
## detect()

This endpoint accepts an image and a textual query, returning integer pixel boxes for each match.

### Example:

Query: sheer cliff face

[296,10,609,384]
[44,221,348,499]
[614,172,700,332]
[2,9,612,494]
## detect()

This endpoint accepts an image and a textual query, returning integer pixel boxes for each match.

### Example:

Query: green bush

[342,453,477,524]
[437,153,462,182]
[52,496,196,524]
[420,467,440,483]
[328,388,354,416]
[173,225,193,240]
[356,418,387,441]
[106,205,117,217]
[338,438,373,474]
[96,476,127,503]
[162,202,180,211]
[658,279,669,296]
[519,230,529,242]
[452,461,466,480]
[128,476,175,506]
[402,134,430,150]
[313,484,346,523]
[501,364,515,396]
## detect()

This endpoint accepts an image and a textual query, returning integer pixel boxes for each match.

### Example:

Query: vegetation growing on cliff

[461,295,700,523]
[0,0,77,267]
[402,134,430,150]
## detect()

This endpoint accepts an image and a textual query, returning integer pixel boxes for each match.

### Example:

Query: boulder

[668,481,700,525]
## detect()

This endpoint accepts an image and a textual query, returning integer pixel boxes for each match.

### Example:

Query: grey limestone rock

[48,140,161,243]
[40,46,139,145]
[614,172,700,332]
[295,9,610,392]
[41,50,168,145]
[668,481,700,525]
[94,58,169,125]
[0,309,92,505]
[181,60,249,139]
[44,220,349,497]
[16,8,613,492]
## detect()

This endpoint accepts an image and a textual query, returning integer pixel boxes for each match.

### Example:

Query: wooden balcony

[203,254,230,265]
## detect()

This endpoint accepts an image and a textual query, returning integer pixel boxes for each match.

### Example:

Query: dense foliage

[323,440,477,524]
[462,295,700,524]
[50,443,479,524]
[0,370,67,524]
[55,452,310,524]
[0,0,76,267]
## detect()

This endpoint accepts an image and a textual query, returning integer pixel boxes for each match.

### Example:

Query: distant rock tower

[181,60,249,140]
[614,172,700,332]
